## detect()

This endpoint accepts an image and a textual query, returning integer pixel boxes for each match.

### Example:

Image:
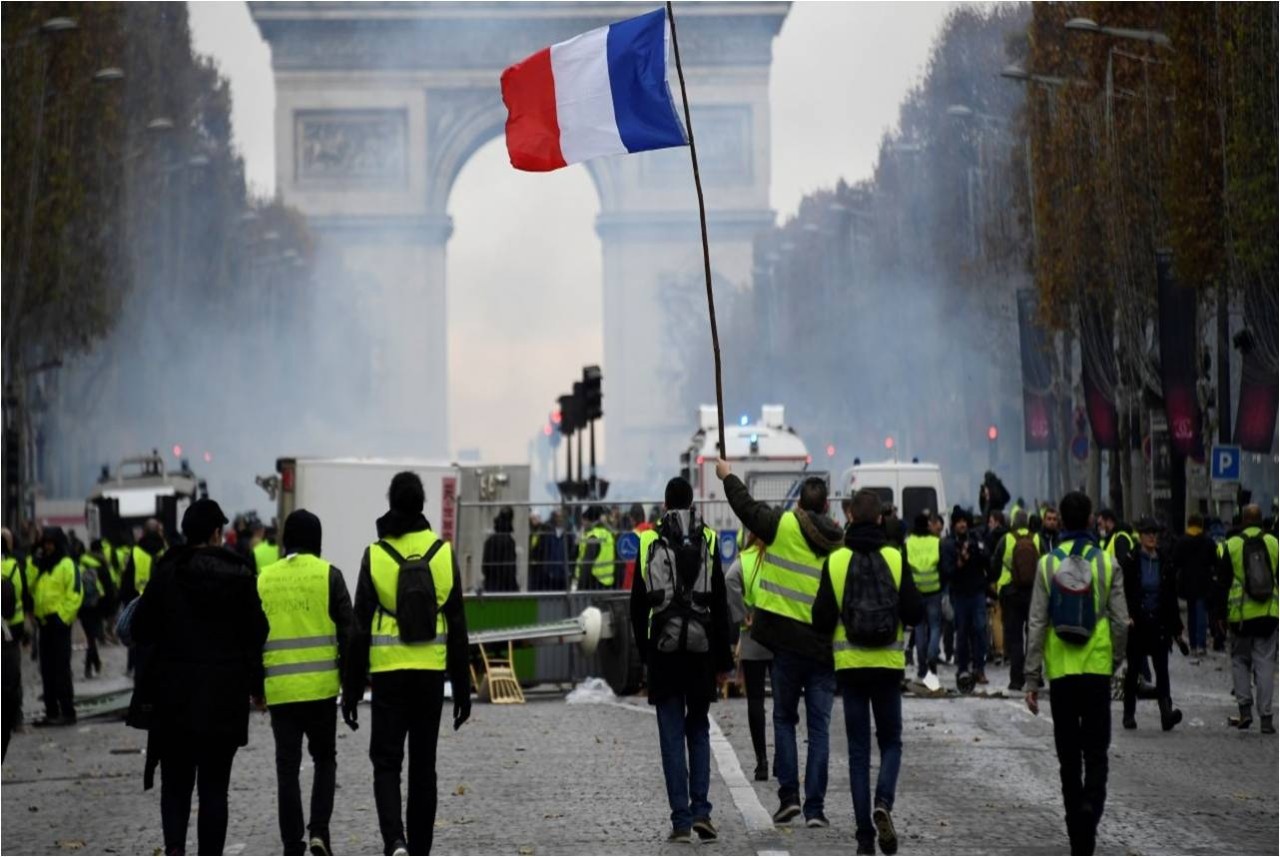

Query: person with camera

[812,489,923,856]
[630,477,732,843]
[942,508,991,689]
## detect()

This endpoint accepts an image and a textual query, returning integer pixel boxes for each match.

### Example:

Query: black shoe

[692,818,718,841]
[855,840,875,856]
[754,759,769,782]
[1262,716,1276,734]
[1160,706,1183,732]
[805,813,830,828]
[390,840,409,857]
[308,836,331,856]
[873,803,898,856]
[1122,717,1137,730]
[1230,704,1253,730]
[667,828,693,844]
[772,801,801,825]
[32,716,69,728]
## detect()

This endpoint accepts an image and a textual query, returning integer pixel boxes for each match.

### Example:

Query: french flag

[501,7,688,172]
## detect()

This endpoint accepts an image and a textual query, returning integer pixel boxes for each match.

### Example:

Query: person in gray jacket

[725,531,773,781]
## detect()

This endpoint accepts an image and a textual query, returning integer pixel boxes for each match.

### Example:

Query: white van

[838,460,948,525]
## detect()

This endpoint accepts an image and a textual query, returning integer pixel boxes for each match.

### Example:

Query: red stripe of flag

[500,47,566,172]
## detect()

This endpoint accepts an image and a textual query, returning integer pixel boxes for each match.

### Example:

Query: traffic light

[582,365,603,421]
[558,393,581,436]
[987,425,999,441]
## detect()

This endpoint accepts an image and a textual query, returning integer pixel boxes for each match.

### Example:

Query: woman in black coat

[129,500,267,856]
[1120,519,1187,732]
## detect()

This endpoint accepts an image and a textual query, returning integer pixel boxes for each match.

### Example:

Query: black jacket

[129,545,267,746]
[343,511,471,704]
[481,526,518,593]
[942,530,990,597]
[1171,531,1218,601]
[629,528,733,704]
[1121,547,1183,640]
[722,474,844,664]
[813,523,924,686]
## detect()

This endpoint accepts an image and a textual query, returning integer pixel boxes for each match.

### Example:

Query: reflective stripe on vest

[132,546,154,594]
[258,554,339,705]
[829,545,904,670]
[754,512,825,625]
[1104,531,1133,559]
[577,525,616,587]
[368,530,452,672]
[2,556,23,626]
[1226,528,1279,624]
[740,544,764,612]
[905,534,940,594]
[1041,539,1113,681]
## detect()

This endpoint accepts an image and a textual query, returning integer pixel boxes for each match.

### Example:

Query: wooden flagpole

[666,0,727,459]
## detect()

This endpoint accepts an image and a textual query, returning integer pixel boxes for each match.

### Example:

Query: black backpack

[841,550,900,648]
[376,539,445,643]
[1242,535,1275,603]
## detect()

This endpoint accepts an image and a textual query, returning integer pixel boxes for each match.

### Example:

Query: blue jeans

[953,592,988,676]
[771,649,835,819]
[1186,597,1208,650]
[841,679,903,846]
[914,593,943,677]
[655,694,712,831]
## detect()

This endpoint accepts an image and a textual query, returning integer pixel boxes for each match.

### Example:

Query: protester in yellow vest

[2,527,29,641]
[1024,491,1129,857]
[2,526,30,755]
[1214,504,1279,733]
[989,511,1045,692]
[716,459,844,827]
[575,506,617,589]
[904,513,942,682]
[813,489,924,857]
[258,509,354,857]
[254,525,281,574]
[725,530,772,782]
[344,471,471,857]
[31,527,83,727]
[123,520,165,603]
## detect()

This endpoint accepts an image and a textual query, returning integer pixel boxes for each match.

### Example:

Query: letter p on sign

[1211,445,1241,481]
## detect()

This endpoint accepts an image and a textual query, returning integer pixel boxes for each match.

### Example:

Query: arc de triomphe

[250,1,788,488]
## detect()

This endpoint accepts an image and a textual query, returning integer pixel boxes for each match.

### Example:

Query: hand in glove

[341,700,359,732]
[453,697,471,731]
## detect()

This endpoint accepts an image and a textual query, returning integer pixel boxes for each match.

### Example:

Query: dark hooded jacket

[481,509,518,592]
[129,544,267,748]
[723,474,845,663]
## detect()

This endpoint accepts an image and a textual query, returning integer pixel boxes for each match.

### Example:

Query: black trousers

[270,698,338,855]
[370,670,446,856]
[1048,674,1111,855]
[3,639,20,760]
[1123,621,1170,719]
[38,619,75,720]
[1001,588,1031,688]
[742,659,770,764]
[81,611,103,675]
[160,735,239,856]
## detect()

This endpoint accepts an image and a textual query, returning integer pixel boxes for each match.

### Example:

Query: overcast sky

[188,1,955,463]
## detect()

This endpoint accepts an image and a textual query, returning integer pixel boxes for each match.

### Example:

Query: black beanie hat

[665,477,694,510]
[182,499,228,545]
[283,509,322,555]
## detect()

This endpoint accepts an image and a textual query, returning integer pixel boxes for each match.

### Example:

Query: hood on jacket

[376,509,431,540]
[796,509,844,557]
[138,531,166,556]
[283,509,322,555]
[845,521,888,553]
[492,507,514,534]
[37,526,69,571]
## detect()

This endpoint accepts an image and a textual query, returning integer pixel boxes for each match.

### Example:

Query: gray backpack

[1242,535,1274,603]
[645,515,712,654]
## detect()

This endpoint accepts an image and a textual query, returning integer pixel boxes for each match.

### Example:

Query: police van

[838,459,948,526]
[86,451,207,541]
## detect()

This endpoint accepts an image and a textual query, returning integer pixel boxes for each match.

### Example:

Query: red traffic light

[826,444,836,458]
[884,436,895,450]
[172,444,183,458]
[987,425,999,441]
[202,451,213,463]
[551,409,562,425]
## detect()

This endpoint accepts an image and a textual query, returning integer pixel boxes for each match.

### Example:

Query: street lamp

[1065,17,1172,48]
[40,17,78,34]
[146,116,175,133]
[92,67,125,83]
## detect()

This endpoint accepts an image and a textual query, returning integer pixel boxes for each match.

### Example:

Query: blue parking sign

[719,530,739,564]
[616,532,640,562]
[1210,445,1241,481]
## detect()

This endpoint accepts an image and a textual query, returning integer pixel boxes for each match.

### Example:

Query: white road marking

[606,699,787,855]
[224,843,245,855]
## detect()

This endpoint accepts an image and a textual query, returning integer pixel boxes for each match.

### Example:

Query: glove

[1175,636,1190,656]
[341,701,359,732]
[453,697,471,731]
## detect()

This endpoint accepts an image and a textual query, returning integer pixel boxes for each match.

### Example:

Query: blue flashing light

[739,414,750,426]
[749,433,759,444]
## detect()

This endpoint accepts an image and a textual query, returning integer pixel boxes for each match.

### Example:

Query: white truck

[261,457,529,594]
[837,459,949,525]
[86,452,207,542]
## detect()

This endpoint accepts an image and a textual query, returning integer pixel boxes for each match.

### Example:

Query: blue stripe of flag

[605,8,688,154]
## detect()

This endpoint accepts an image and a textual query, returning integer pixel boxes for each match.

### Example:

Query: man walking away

[725,530,773,781]
[905,514,943,682]
[991,511,1043,691]
[630,477,733,843]
[1173,514,1219,656]
[259,510,355,856]
[481,506,518,592]
[1215,504,1278,732]
[32,527,82,726]
[78,540,116,679]
[813,489,923,856]
[344,471,472,856]
[1025,491,1128,856]
[130,500,267,856]
[715,460,843,827]
[1119,519,1185,731]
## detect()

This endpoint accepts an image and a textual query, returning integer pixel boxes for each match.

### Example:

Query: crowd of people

[1,464,1276,856]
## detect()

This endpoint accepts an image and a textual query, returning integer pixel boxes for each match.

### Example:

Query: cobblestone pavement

[3,642,1276,855]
